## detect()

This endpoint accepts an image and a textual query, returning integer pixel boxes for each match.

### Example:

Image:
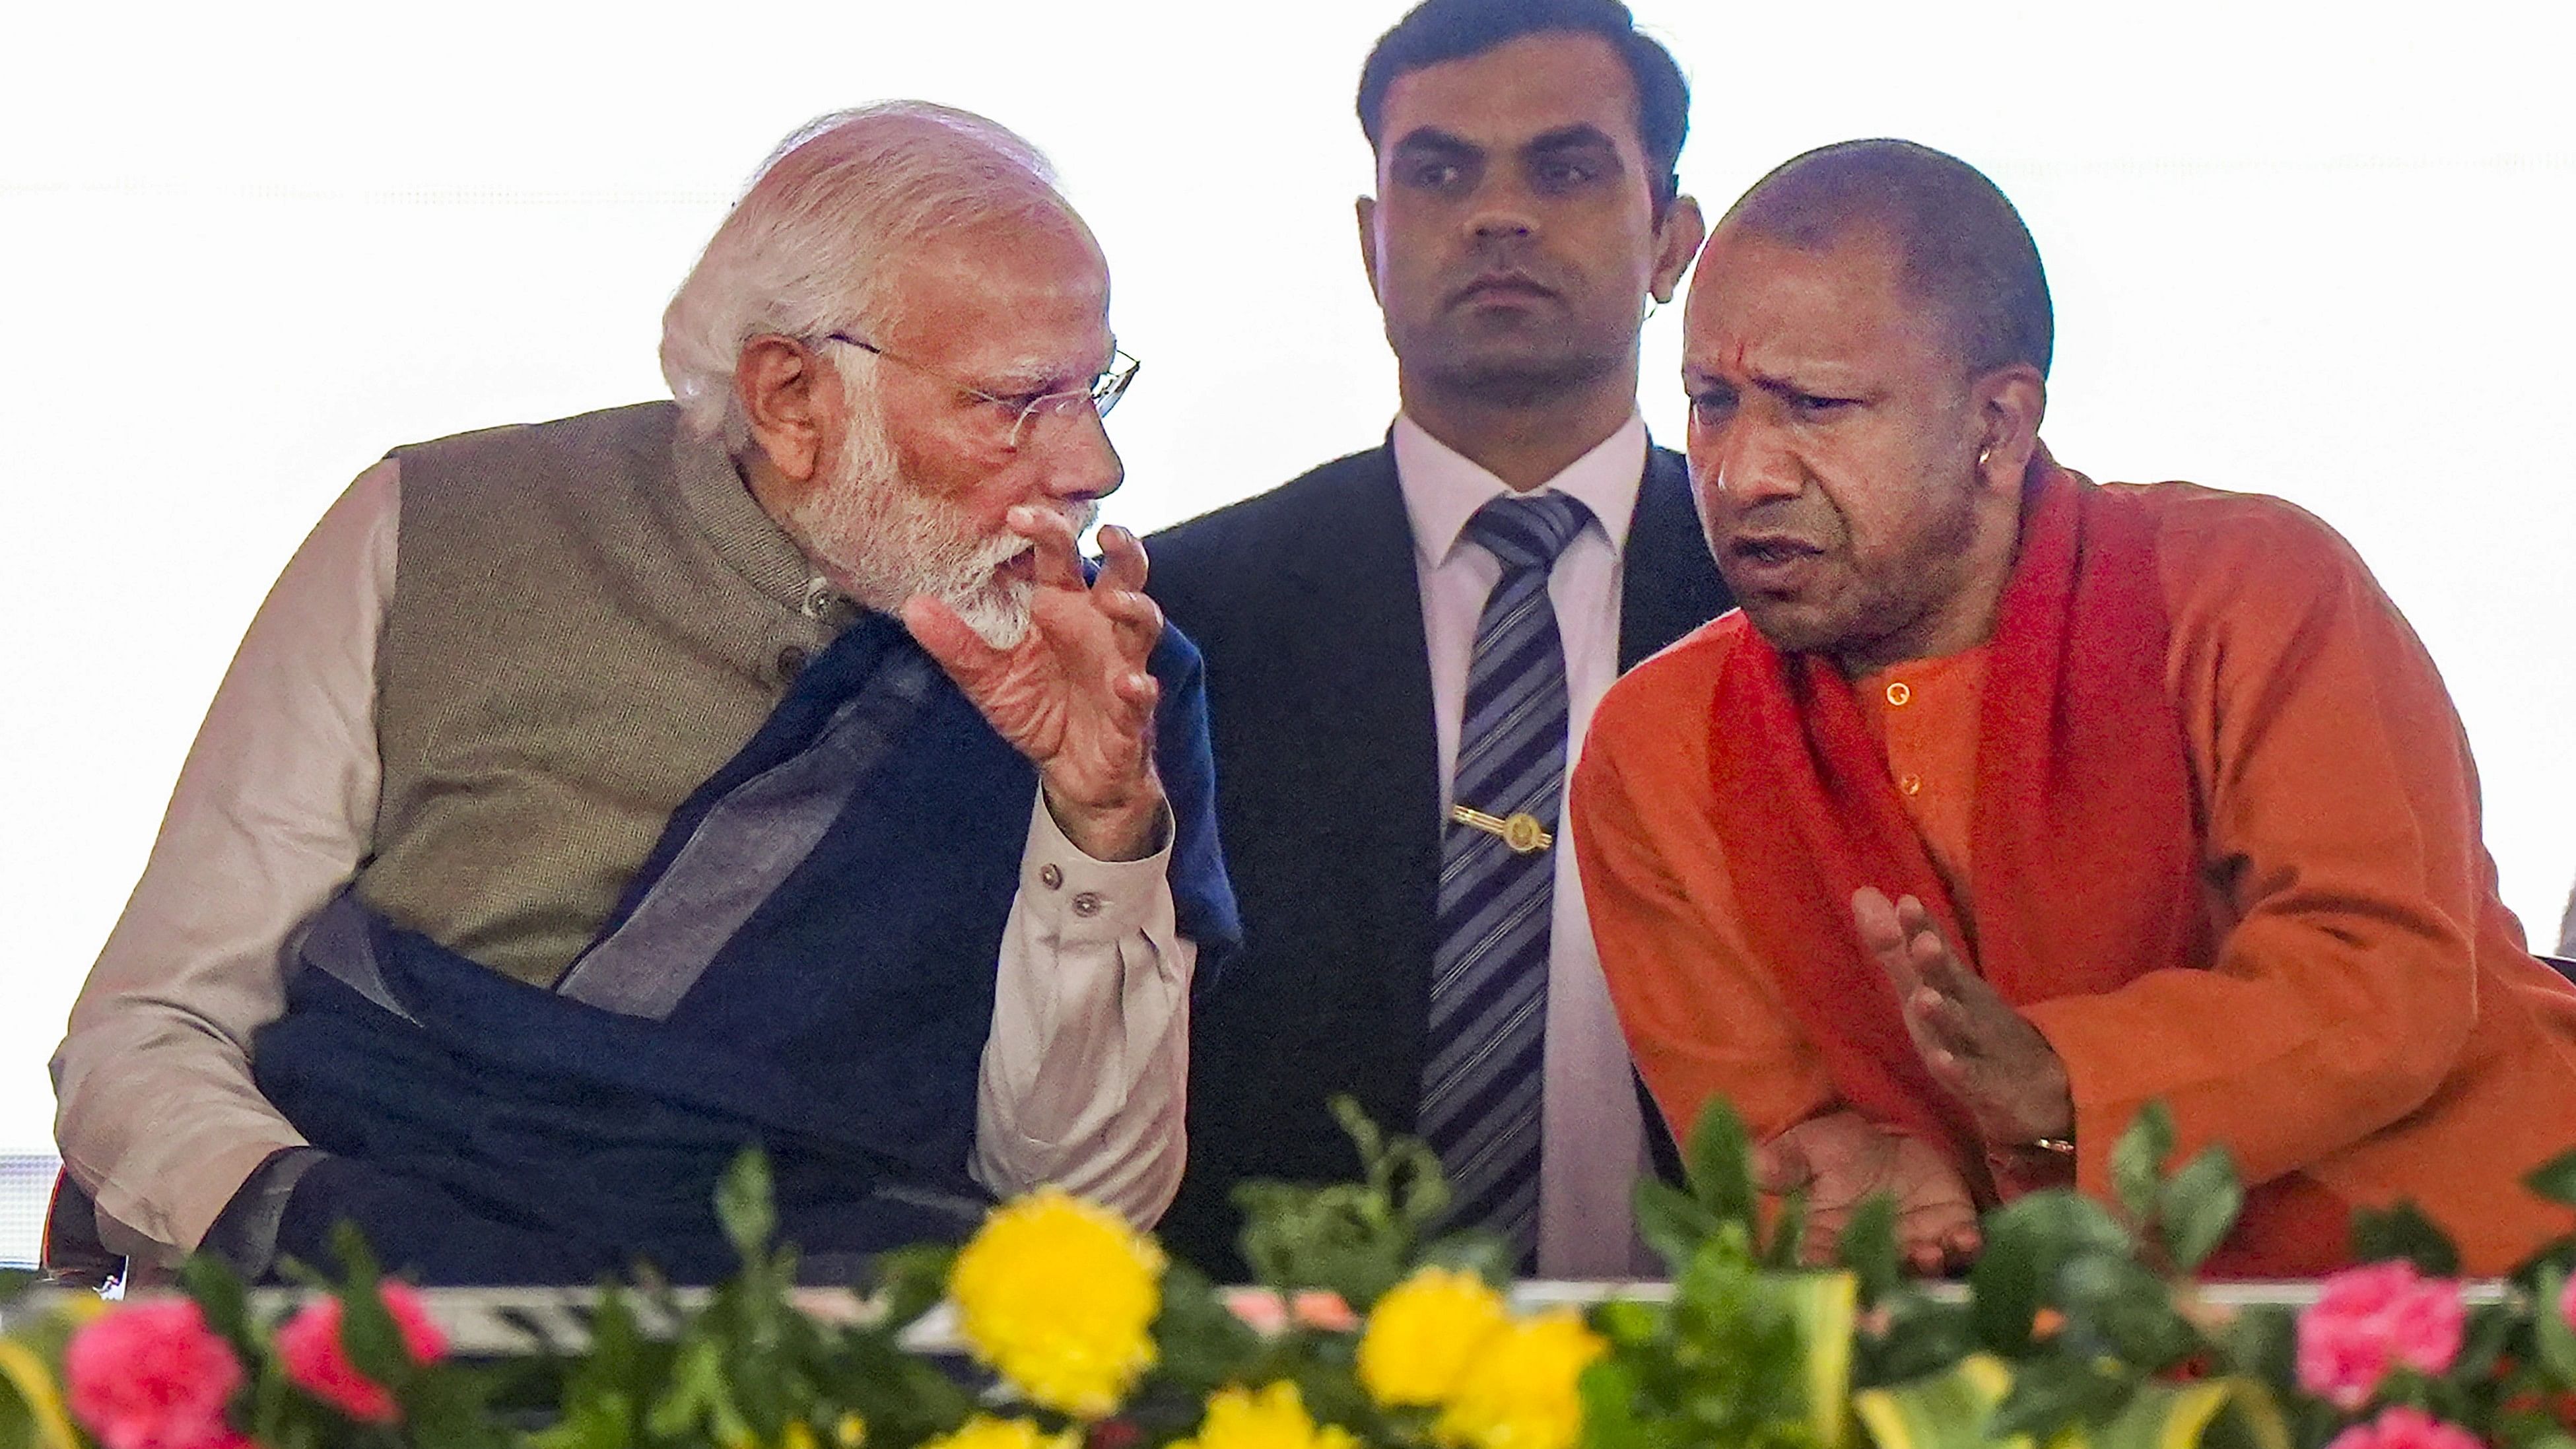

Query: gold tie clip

[1450,803,1553,854]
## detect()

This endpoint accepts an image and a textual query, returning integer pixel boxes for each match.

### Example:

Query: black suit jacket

[1144,439,1734,1278]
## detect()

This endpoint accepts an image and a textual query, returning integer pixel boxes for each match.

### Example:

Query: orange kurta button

[1900,773,1923,795]
[1886,681,1911,706]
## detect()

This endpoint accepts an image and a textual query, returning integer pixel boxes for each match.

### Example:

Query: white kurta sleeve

[971,792,1196,1227]
[50,462,398,1268]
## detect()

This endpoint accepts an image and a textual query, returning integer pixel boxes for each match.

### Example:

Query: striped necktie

[1420,490,1592,1267]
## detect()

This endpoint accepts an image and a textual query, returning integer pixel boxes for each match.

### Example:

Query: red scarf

[1707,461,2204,1198]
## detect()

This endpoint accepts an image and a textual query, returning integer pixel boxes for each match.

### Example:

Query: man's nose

[1691,417,1805,510]
[1036,403,1124,504]
[1465,176,1540,246]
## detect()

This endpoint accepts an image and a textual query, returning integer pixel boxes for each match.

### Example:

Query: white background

[3,1,2572,1161]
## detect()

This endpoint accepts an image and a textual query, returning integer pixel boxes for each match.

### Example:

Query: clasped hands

[1756,887,2074,1272]
[902,506,1167,862]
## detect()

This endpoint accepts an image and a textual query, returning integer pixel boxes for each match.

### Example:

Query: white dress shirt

[1394,413,1656,1279]
[51,460,1192,1273]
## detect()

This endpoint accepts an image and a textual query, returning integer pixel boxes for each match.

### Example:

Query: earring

[1977,447,1993,469]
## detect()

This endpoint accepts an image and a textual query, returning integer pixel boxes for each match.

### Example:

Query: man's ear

[1973,363,2048,492]
[1355,195,1384,306]
[735,334,839,485]
[1648,193,1707,305]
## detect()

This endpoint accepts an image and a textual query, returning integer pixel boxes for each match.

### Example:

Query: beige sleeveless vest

[355,402,856,986]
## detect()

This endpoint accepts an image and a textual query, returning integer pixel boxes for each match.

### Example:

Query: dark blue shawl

[251,611,1237,1284]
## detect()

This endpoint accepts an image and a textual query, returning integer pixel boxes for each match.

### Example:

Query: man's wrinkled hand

[904,508,1165,861]
[1853,886,2073,1150]
[1755,1109,1981,1273]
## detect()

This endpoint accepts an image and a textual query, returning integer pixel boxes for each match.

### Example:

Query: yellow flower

[834,1413,867,1448]
[919,1417,1077,1449]
[781,1421,820,1449]
[1433,1311,1606,1449]
[1357,1267,1510,1408]
[949,1187,1165,1418]
[1172,1382,1361,1449]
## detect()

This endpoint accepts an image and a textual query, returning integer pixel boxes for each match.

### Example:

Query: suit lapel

[1278,445,1442,1116]
[1618,446,1731,670]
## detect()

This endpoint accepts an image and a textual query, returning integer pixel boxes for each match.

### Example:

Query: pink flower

[1219,1288,1357,1335]
[1289,1289,1359,1333]
[2324,1405,2483,1449]
[2297,1262,2466,1410]
[62,1299,249,1449]
[275,1282,448,1424]
[2559,1269,2576,1333]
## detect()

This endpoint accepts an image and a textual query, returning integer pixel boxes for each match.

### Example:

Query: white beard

[778,382,1096,650]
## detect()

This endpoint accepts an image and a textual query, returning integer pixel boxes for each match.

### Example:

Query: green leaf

[2219,1304,2299,1390]
[330,1219,385,1287]
[2528,1147,2576,1208]
[1234,1096,1450,1306]
[2111,1100,2177,1228]
[1834,1193,1902,1306]
[1967,1225,2044,1357]
[2534,1267,2576,1384]
[1633,1178,1726,1276]
[338,1280,413,1395]
[716,1147,778,1265]
[2090,1380,2239,1449]
[1780,1270,1860,1447]
[869,1244,956,1331]
[1764,1192,1811,1272]
[1967,1191,2130,1354]
[1682,1096,1759,1232]
[179,1252,256,1349]
[2350,1201,2462,1276]
[1141,1260,1262,1398]
[2057,1254,2198,1368]
[527,1392,636,1449]
[2158,1144,2245,1274]
[1852,1355,2012,1449]
[1418,1229,1520,1287]
[1988,1355,2132,1442]
[1854,1293,1979,1388]
[1576,1356,1649,1449]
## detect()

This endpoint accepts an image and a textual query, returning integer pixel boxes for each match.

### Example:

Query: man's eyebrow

[1746,366,1871,400]
[984,341,1117,395]
[1387,126,1482,158]
[1524,123,1623,156]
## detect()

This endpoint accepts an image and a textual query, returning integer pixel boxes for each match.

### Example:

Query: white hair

[772,354,1097,650]
[659,102,1065,449]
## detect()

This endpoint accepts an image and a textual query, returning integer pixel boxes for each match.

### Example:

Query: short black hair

[1723,138,2054,378]
[1357,0,1690,211]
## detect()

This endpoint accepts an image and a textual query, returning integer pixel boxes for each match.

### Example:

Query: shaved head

[1721,139,2052,380]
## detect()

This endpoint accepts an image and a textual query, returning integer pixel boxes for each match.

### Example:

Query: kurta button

[1885,681,1911,706]
[1071,891,1102,918]
[774,645,809,682]
[1038,863,1064,891]
[1900,773,1923,796]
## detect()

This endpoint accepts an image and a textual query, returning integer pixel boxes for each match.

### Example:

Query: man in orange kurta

[1573,139,2576,1276]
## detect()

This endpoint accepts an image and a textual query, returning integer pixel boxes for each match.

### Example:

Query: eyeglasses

[824,332,1139,450]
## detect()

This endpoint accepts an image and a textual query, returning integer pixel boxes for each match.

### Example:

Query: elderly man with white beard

[48,104,1237,1286]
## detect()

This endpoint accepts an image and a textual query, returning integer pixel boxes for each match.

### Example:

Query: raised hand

[1852,886,2072,1150]
[1755,1109,1981,1272]
[902,507,1166,861]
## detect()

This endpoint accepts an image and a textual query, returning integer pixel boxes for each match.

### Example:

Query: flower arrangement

[9,1098,2576,1449]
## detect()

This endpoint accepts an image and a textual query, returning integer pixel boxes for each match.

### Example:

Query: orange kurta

[1573,477,2576,1273]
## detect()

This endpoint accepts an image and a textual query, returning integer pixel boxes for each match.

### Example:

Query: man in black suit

[1147,0,1730,1278]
